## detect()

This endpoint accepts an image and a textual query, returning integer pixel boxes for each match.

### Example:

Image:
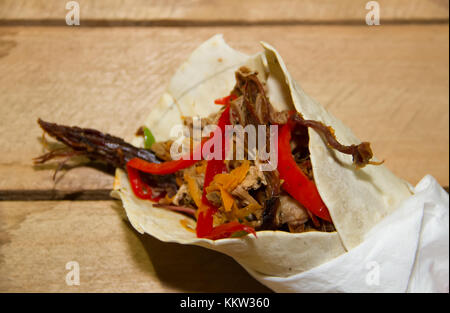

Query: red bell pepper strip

[214,94,237,105]
[126,165,163,201]
[206,221,256,240]
[196,208,214,238]
[278,120,332,222]
[127,140,205,175]
[127,156,198,176]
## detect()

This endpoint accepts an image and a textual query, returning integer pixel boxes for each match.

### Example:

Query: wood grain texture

[0,1,448,294]
[0,0,448,25]
[0,200,271,292]
[0,25,448,192]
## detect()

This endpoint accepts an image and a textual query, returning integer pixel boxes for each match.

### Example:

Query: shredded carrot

[220,187,234,212]
[201,160,252,219]
[206,160,250,193]
[184,174,202,208]
[184,160,254,223]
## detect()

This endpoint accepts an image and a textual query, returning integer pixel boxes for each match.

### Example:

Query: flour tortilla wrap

[111,35,412,277]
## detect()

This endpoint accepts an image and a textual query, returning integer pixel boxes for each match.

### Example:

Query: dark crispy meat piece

[36,119,160,168]
[296,159,313,180]
[35,119,177,193]
[292,114,381,168]
[291,123,313,179]
[257,170,282,230]
[233,69,289,126]
[259,197,278,230]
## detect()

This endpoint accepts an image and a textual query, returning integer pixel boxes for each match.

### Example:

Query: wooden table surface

[0,1,448,292]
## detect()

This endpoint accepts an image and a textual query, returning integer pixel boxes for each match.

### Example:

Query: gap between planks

[0,18,448,27]
[0,189,113,201]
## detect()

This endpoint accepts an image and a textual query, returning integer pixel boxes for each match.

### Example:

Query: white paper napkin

[243,175,449,293]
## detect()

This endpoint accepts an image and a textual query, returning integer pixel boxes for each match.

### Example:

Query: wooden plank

[0,0,448,25]
[0,25,448,193]
[0,200,271,292]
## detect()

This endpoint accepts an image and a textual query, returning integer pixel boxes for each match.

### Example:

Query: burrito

[35,35,412,277]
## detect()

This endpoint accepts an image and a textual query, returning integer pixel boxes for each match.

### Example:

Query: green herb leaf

[143,127,155,149]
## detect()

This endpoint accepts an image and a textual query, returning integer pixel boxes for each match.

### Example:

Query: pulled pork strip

[232,186,260,206]
[150,140,174,161]
[239,165,267,190]
[275,195,309,230]
[171,184,191,206]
